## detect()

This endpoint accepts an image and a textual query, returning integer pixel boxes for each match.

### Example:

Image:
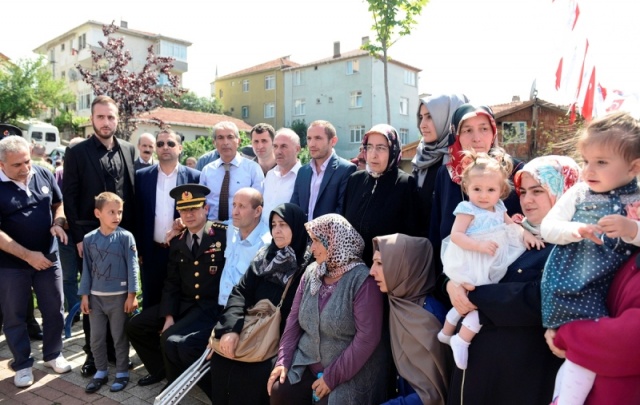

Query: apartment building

[33,20,191,118]
[213,56,301,128]
[283,39,421,159]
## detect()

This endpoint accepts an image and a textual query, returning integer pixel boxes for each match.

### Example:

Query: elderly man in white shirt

[261,128,302,224]
[218,188,271,307]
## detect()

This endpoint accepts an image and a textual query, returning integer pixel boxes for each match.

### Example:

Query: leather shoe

[85,376,108,393]
[81,358,97,377]
[138,373,164,386]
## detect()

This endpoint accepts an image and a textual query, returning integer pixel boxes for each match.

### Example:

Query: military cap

[170,183,210,210]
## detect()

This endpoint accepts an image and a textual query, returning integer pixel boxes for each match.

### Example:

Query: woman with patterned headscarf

[343,124,420,267]
[413,93,469,234]
[268,214,386,405]
[446,155,581,405]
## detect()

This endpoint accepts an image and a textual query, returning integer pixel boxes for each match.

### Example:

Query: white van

[16,120,61,154]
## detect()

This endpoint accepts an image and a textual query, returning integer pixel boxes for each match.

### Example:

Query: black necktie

[218,163,230,221]
[191,234,199,257]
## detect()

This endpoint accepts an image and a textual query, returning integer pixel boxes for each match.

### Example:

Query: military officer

[126,184,226,397]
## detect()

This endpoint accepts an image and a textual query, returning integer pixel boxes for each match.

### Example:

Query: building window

[219,89,223,99]
[61,43,65,51]
[398,128,409,145]
[264,102,275,118]
[350,125,366,143]
[265,75,275,90]
[158,40,187,61]
[78,92,92,111]
[399,97,409,115]
[346,60,359,75]
[404,70,416,86]
[242,106,249,119]
[78,33,87,50]
[350,91,363,108]
[294,99,306,116]
[61,71,66,80]
[293,71,302,86]
[158,73,169,86]
[242,79,249,92]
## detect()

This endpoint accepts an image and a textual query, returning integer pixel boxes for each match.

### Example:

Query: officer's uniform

[126,185,226,397]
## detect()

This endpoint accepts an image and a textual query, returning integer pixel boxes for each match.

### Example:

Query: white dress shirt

[153,165,179,243]
[261,161,302,224]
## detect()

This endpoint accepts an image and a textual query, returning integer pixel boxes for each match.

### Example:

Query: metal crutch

[153,348,211,405]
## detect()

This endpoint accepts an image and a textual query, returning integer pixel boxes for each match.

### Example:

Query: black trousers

[210,352,274,405]
[140,244,170,309]
[126,304,217,399]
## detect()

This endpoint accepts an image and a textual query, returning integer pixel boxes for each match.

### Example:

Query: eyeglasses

[364,144,389,153]
[156,141,177,148]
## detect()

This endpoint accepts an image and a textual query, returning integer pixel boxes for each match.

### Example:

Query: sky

[3,0,639,107]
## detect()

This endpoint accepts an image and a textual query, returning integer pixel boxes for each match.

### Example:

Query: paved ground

[0,311,210,404]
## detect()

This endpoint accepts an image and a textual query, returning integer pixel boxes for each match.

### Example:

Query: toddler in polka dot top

[541,112,640,405]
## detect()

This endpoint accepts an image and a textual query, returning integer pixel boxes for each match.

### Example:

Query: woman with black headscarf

[343,124,420,267]
[208,203,308,405]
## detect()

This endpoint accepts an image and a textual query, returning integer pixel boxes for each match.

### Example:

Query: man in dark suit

[134,132,155,171]
[290,120,356,220]
[126,184,226,399]
[135,129,200,309]
[63,95,136,376]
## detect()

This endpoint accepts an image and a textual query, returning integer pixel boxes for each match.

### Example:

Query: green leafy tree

[76,22,187,140]
[181,135,213,163]
[162,91,223,114]
[53,111,88,136]
[363,0,428,123]
[0,57,74,123]
[290,119,307,148]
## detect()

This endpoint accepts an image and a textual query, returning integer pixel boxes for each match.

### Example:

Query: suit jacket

[63,136,136,242]
[160,222,227,319]
[290,152,356,219]
[134,158,153,172]
[134,164,200,261]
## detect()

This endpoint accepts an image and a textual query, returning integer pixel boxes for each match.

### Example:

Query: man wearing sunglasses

[135,129,200,309]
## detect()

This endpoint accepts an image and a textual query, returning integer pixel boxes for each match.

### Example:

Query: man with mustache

[134,133,155,171]
[63,95,136,377]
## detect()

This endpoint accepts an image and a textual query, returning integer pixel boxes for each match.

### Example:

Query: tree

[76,22,187,140]
[162,91,223,114]
[290,119,308,148]
[0,57,74,123]
[53,111,88,136]
[363,0,428,124]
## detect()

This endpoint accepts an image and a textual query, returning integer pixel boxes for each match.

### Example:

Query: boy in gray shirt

[79,192,139,393]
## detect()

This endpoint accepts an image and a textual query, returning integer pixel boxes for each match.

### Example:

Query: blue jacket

[290,153,356,219]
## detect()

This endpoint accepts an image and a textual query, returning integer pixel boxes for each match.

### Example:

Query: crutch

[153,348,211,405]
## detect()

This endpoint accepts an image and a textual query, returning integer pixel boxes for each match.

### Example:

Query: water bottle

[312,372,324,402]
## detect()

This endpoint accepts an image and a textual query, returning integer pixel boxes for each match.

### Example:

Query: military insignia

[208,226,215,236]
[182,191,193,201]
[209,266,217,275]
[215,242,221,248]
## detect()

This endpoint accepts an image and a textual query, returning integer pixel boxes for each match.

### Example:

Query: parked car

[49,146,66,166]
